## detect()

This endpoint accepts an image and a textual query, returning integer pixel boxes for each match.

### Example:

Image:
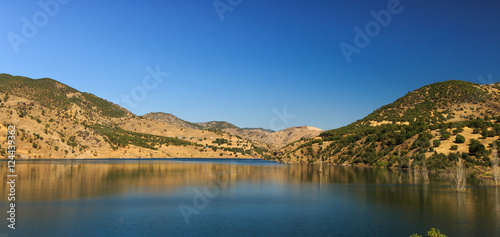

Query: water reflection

[0,160,499,236]
[0,161,248,201]
[455,192,467,224]
[0,162,496,203]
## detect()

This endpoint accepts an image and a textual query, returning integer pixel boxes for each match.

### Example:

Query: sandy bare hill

[223,126,323,149]
[142,111,323,150]
[271,126,324,148]
[0,74,269,159]
[0,95,264,159]
[142,112,202,130]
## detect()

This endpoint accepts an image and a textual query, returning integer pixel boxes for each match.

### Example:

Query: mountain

[142,113,243,131]
[195,121,239,130]
[241,128,275,133]
[0,74,270,159]
[277,80,500,175]
[141,112,323,149]
[224,126,323,149]
[142,112,203,130]
[8,73,496,174]
[0,74,131,119]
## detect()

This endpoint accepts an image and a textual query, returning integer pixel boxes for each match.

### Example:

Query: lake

[1,159,499,236]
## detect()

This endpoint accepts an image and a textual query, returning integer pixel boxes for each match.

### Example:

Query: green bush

[448,153,459,162]
[252,145,268,155]
[412,132,432,150]
[440,131,451,140]
[455,134,465,143]
[410,227,447,237]
[450,145,458,150]
[427,153,449,170]
[469,139,486,156]
[433,140,441,147]
[212,138,229,145]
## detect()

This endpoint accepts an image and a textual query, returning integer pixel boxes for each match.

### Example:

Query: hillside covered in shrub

[277,80,500,175]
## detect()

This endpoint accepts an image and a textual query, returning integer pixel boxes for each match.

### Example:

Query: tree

[440,131,451,140]
[448,153,459,162]
[433,140,441,147]
[451,157,466,192]
[481,128,488,139]
[411,228,447,237]
[469,139,485,156]
[455,134,465,143]
[493,144,499,186]
[450,145,458,151]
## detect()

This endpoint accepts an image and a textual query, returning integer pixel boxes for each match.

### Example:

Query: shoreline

[0,157,265,161]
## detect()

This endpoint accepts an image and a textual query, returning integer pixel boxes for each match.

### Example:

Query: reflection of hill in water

[1,161,499,227]
[0,162,242,201]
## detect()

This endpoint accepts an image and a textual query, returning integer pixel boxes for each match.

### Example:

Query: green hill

[359,80,490,124]
[277,80,500,175]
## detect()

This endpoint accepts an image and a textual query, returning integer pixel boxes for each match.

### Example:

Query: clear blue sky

[1,0,500,131]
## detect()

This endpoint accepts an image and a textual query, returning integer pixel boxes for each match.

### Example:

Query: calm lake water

[1,159,499,236]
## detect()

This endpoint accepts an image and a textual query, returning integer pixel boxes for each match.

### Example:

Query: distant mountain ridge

[241,128,275,133]
[143,113,265,131]
[142,112,204,130]
[196,121,239,130]
[142,112,323,148]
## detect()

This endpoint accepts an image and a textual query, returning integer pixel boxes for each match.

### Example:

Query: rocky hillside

[277,80,500,175]
[0,74,270,159]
